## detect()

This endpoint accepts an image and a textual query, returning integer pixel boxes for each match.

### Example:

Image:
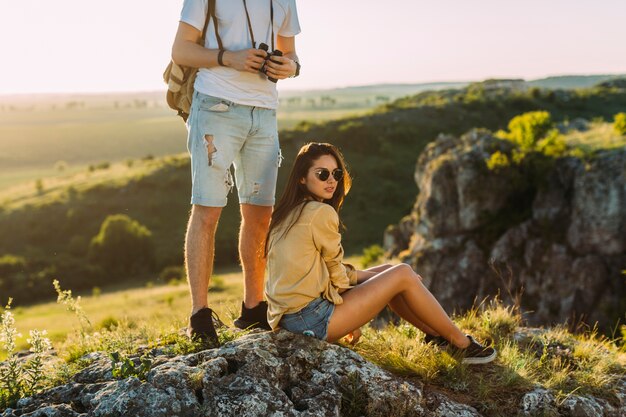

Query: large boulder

[2,331,479,417]
[385,130,626,329]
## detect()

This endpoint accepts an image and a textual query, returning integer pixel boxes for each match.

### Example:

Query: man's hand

[224,49,268,73]
[265,55,297,80]
[344,328,362,345]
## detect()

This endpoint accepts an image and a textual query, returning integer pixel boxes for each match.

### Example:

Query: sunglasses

[314,168,343,181]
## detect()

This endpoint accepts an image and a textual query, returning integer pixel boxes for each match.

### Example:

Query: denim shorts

[279,297,335,341]
[186,91,282,207]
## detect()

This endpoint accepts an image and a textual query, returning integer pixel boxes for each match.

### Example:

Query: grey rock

[518,388,558,416]
[19,404,84,417]
[567,150,626,256]
[388,129,626,330]
[560,395,604,417]
[427,392,484,417]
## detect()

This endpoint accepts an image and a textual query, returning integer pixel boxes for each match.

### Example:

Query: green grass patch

[349,298,625,416]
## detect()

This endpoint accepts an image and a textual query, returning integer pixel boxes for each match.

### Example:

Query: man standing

[171,0,301,344]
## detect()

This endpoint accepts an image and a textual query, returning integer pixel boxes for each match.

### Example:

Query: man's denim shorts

[186,91,282,207]
[279,297,335,341]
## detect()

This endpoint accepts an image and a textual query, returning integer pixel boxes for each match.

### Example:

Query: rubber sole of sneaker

[233,318,271,331]
[461,349,497,365]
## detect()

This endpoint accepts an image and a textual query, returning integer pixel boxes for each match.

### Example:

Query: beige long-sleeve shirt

[265,201,358,330]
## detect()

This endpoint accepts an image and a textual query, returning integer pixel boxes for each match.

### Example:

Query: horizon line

[0,72,624,98]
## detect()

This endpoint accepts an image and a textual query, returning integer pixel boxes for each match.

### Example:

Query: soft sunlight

[1,0,625,94]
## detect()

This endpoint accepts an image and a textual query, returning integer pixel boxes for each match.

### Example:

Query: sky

[0,0,625,95]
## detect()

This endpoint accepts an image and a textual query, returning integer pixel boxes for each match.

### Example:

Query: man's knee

[191,205,222,229]
[241,204,272,226]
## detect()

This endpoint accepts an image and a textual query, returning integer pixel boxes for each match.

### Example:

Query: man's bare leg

[239,204,272,308]
[185,205,222,315]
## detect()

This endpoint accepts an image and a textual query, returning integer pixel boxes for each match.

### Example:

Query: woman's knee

[388,263,418,286]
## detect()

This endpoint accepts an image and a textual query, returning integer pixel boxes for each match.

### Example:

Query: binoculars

[258,43,283,83]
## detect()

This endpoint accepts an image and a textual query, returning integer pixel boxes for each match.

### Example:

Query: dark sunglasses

[314,168,343,181]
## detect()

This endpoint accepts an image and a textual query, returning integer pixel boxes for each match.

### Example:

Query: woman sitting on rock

[264,142,496,365]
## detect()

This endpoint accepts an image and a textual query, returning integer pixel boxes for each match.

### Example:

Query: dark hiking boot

[424,333,449,347]
[187,307,221,347]
[233,301,271,330]
[451,335,497,365]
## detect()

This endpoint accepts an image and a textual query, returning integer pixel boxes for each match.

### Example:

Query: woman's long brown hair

[264,142,352,256]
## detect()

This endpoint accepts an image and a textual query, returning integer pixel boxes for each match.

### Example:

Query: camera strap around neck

[242,0,274,50]
[206,0,223,50]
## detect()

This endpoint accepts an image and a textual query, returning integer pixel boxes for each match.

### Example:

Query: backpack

[163,0,222,122]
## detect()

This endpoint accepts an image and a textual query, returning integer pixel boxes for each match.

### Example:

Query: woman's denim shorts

[279,297,335,341]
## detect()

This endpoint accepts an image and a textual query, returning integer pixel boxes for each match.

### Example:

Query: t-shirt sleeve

[278,0,301,37]
[312,205,352,290]
[180,0,208,32]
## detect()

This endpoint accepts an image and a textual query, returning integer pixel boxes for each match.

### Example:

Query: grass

[561,120,626,154]
[3,263,624,417]
[0,156,173,212]
[3,266,246,358]
[349,300,626,416]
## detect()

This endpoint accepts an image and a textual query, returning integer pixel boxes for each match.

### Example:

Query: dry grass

[349,298,626,416]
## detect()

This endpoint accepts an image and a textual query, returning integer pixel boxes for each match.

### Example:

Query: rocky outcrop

[385,130,626,329]
[3,330,624,417]
[1,331,471,417]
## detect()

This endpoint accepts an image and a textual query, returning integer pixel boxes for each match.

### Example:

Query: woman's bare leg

[326,264,470,348]
[388,295,438,335]
[364,264,439,336]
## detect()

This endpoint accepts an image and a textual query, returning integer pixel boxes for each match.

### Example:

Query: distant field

[0,83,464,191]
[0,105,373,191]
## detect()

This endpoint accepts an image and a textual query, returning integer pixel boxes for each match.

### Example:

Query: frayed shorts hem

[239,196,275,206]
[279,297,335,341]
[190,196,228,208]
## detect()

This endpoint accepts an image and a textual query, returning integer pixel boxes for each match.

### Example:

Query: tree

[89,214,155,276]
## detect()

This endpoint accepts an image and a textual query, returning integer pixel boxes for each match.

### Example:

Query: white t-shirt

[180,0,301,109]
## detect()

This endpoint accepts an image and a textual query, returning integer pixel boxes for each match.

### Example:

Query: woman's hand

[344,328,362,345]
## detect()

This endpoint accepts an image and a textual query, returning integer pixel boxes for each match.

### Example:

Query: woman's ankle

[451,333,471,349]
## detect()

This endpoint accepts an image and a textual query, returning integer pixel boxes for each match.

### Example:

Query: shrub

[210,275,225,292]
[0,255,27,276]
[54,161,68,172]
[0,299,53,409]
[361,245,384,269]
[503,111,553,150]
[486,151,510,172]
[89,214,155,276]
[614,112,626,136]
[35,179,44,194]
[98,316,119,331]
[536,129,567,158]
[159,265,185,283]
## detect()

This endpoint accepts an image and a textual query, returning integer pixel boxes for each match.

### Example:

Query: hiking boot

[452,335,497,365]
[187,307,221,347]
[233,301,271,330]
[424,333,449,347]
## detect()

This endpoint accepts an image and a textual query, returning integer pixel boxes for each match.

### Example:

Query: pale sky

[0,0,625,95]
